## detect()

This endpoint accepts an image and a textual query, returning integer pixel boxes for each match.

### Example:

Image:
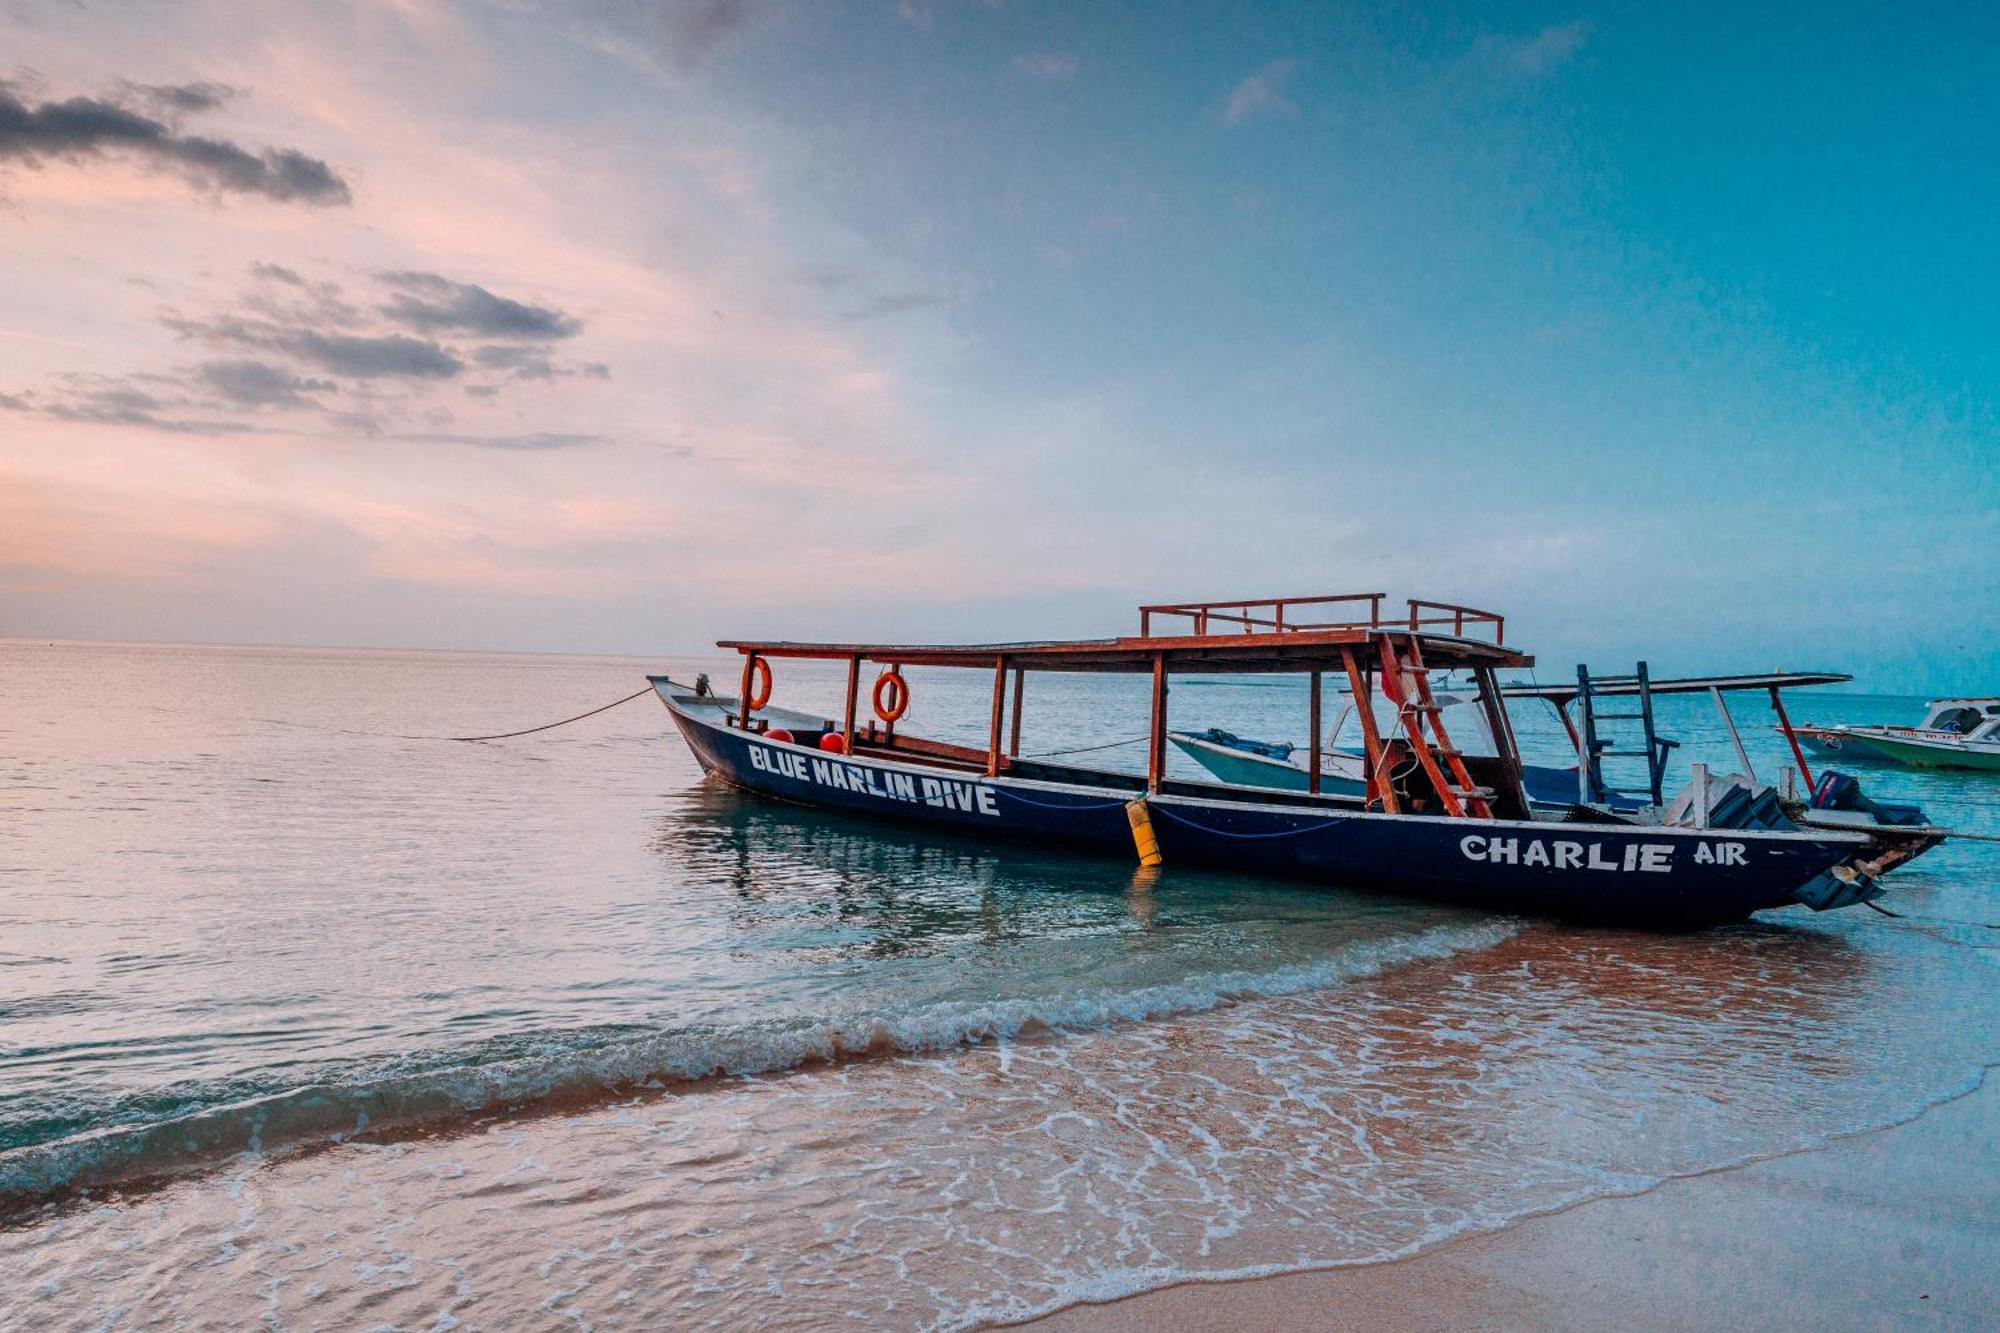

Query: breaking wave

[0,919,1519,1211]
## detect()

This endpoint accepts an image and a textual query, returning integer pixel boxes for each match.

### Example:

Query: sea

[3,638,1997,1329]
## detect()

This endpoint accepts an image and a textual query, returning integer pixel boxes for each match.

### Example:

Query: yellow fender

[1124,798,1163,868]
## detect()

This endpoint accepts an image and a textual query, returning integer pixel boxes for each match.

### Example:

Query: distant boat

[1793,698,2000,772]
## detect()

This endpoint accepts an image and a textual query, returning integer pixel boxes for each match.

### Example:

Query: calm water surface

[2,640,1997,1328]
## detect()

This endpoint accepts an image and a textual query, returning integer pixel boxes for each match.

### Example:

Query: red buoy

[818,732,848,754]
[765,728,795,745]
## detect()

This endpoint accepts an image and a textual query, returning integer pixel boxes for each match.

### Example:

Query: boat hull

[658,681,1875,926]
[1796,725,2000,771]
[1840,733,2000,771]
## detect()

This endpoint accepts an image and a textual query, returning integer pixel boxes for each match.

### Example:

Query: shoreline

[1028,1066,2000,1330]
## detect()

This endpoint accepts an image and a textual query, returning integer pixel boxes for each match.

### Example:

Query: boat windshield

[1920,703,1986,734]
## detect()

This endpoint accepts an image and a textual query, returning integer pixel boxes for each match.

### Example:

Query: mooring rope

[1934,828,2000,844]
[447,686,655,742]
[1024,734,1149,758]
[988,787,1133,812]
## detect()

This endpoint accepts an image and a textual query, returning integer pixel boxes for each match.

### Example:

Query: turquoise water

[0,641,1492,1197]
[3,640,1998,1327]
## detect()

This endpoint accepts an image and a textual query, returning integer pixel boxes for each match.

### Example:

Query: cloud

[377,270,582,341]
[239,264,368,329]
[1012,52,1079,82]
[249,261,307,287]
[124,81,237,116]
[0,80,351,205]
[1475,19,1591,78]
[655,0,764,69]
[196,359,337,408]
[288,332,461,378]
[83,263,617,436]
[0,377,261,434]
[1222,60,1298,125]
[841,286,967,321]
[168,314,464,378]
[2,372,619,449]
[394,430,611,450]
[790,263,860,292]
[473,345,559,379]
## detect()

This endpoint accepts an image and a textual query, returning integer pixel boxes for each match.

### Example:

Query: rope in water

[448,686,655,741]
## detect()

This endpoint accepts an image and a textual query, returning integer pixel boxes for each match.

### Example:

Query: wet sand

[1033,1068,2000,1331]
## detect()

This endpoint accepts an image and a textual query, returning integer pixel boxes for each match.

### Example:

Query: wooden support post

[737,652,755,730]
[1710,686,1756,782]
[842,655,860,753]
[1553,699,1583,759]
[1769,687,1815,794]
[1308,669,1323,796]
[1008,667,1025,758]
[1147,653,1168,792]
[1474,666,1528,811]
[987,656,1007,777]
[1340,647,1399,813]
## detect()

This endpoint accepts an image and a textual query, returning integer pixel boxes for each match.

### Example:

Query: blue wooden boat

[653,594,1944,927]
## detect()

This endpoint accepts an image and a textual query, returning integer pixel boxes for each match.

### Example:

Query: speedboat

[651,593,1947,927]
[1793,698,2000,772]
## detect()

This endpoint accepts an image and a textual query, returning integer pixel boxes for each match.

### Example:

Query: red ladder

[1375,633,1494,819]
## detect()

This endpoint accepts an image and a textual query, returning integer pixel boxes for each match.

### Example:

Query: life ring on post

[872,667,910,724]
[745,656,773,712]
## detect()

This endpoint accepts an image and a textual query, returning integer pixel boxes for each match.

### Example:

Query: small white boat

[1793,698,2000,772]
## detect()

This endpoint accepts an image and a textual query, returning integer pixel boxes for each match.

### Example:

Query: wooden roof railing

[1404,600,1504,645]
[1139,594,1503,646]
[1139,593,1385,637]
[717,594,1529,674]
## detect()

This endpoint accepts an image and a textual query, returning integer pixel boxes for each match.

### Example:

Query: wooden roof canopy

[720,593,1534,674]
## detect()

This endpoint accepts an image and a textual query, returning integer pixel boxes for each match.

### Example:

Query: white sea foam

[0,919,1520,1204]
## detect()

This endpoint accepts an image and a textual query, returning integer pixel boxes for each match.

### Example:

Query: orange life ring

[872,667,909,723]
[745,656,773,711]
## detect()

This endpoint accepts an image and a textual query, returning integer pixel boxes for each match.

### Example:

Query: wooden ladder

[1376,633,1495,819]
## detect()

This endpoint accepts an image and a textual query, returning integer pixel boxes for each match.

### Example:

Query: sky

[1,0,1994,690]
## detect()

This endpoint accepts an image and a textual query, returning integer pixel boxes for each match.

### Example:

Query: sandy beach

[1036,1069,2000,1331]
